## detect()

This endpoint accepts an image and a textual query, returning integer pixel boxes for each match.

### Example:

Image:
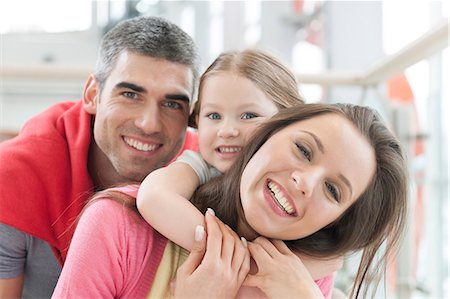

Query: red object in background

[293,0,304,14]
[387,73,425,291]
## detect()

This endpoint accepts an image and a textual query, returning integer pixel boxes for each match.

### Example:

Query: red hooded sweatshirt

[0,100,198,265]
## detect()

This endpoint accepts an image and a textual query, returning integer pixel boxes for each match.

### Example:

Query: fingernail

[206,208,215,216]
[241,237,248,248]
[195,225,205,241]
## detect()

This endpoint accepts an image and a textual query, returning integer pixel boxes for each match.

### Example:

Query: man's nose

[135,104,163,134]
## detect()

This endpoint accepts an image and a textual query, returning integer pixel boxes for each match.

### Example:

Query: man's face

[84,51,193,185]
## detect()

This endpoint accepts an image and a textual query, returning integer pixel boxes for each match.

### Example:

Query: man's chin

[121,165,163,183]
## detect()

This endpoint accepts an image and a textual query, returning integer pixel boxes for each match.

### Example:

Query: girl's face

[197,72,279,172]
[239,113,376,240]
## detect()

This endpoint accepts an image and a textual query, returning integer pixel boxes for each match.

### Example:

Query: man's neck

[87,141,123,191]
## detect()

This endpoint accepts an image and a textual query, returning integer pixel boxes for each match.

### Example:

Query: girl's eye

[207,113,221,120]
[241,112,258,120]
[296,143,312,161]
[325,182,340,202]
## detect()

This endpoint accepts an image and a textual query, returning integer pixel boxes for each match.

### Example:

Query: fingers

[236,237,251,284]
[231,236,247,270]
[204,208,222,261]
[242,273,260,288]
[177,225,206,276]
[215,219,235,265]
[203,208,250,285]
[206,209,249,273]
[270,239,293,255]
[251,237,295,259]
[247,238,273,268]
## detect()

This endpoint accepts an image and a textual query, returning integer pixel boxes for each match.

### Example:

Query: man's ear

[82,74,99,115]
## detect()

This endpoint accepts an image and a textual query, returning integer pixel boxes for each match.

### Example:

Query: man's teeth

[268,181,295,215]
[218,147,241,153]
[124,137,158,152]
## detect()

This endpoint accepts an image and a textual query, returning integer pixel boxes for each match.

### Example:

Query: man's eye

[207,113,221,120]
[123,92,138,100]
[325,182,340,203]
[296,143,312,161]
[164,101,182,110]
[241,112,258,120]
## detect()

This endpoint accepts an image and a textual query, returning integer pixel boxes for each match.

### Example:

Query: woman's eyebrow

[299,130,324,153]
[338,173,353,199]
[300,130,353,198]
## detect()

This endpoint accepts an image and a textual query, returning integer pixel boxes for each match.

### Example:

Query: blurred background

[0,1,448,298]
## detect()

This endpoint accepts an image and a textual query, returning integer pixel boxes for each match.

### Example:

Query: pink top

[52,197,167,298]
[53,186,334,298]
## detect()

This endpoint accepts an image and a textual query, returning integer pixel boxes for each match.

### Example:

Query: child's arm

[137,151,215,251]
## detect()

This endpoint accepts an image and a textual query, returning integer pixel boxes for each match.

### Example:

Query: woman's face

[239,113,376,240]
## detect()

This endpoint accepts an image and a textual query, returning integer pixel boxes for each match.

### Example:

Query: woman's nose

[291,168,321,198]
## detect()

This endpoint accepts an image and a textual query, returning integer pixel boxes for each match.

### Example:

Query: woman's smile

[239,113,375,240]
[264,179,298,216]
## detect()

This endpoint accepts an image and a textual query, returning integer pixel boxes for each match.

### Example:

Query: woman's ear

[82,74,99,115]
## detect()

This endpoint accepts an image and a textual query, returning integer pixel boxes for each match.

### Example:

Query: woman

[53,103,407,299]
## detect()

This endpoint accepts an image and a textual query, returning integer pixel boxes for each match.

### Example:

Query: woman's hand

[173,209,250,299]
[244,237,324,299]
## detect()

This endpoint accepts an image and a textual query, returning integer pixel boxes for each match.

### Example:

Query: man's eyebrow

[114,82,190,103]
[166,94,191,104]
[115,82,146,93]
[300,130,324,154]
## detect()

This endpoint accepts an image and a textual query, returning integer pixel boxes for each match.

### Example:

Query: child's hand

[244,237,324,299]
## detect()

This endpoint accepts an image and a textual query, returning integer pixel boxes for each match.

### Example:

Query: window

[0,0,92,34]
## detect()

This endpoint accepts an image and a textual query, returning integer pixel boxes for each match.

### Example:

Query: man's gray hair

[95,16,200,98]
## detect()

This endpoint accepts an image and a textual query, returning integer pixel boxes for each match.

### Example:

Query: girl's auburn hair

[189,49,305,127]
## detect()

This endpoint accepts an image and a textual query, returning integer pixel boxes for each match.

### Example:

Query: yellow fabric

[147,241,189,299]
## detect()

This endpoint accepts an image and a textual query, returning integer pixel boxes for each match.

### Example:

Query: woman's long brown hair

[191,103,408,298]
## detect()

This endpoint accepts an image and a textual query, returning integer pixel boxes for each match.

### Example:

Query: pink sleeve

[314,274,335,299]
[52,200,142,298]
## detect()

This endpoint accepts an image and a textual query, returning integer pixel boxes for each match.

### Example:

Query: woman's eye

[207,113,221,120]
[241,112,258,120]
[325,182,340,202]
[296,143,312,161]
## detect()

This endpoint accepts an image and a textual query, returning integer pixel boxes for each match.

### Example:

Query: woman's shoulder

[80,197,150,235]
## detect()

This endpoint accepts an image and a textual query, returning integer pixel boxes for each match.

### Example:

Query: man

[0,16,200,298]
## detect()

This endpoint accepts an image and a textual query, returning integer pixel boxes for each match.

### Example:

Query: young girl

[137,48,306,258]
[53,103,408,298]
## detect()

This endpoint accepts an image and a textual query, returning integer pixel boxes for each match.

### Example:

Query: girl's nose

[217,121,239,138]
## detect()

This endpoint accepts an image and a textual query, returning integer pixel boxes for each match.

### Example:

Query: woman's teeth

[268,181,295,215]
